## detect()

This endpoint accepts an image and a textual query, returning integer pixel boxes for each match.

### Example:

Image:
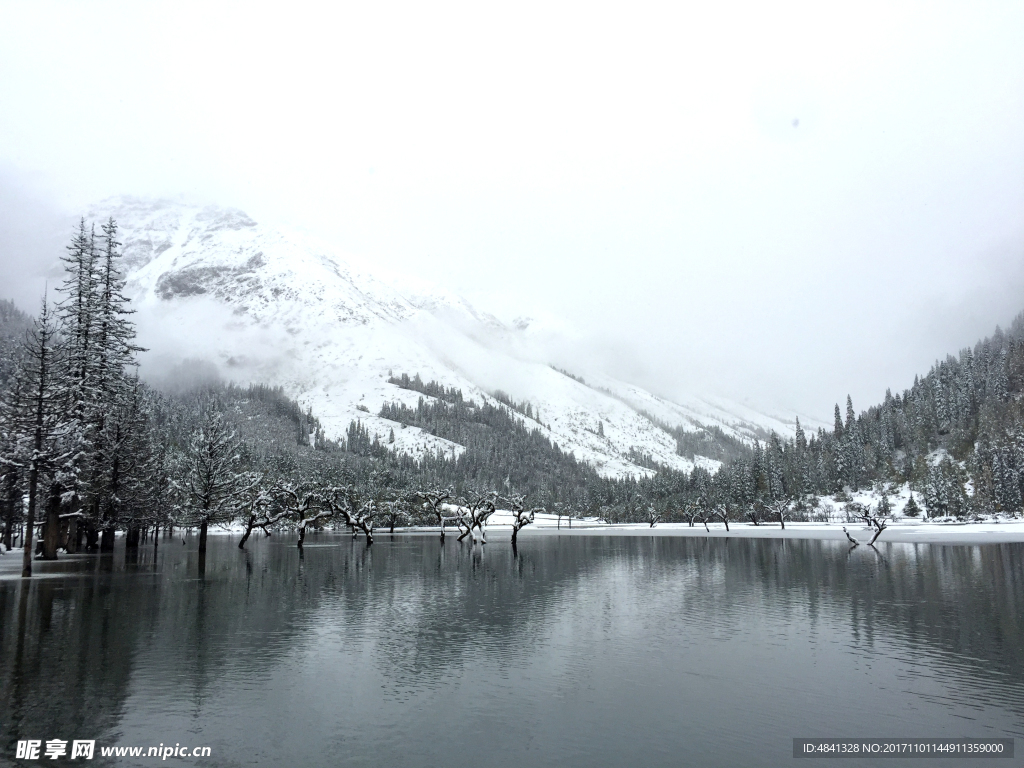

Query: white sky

[1,0,1023,419]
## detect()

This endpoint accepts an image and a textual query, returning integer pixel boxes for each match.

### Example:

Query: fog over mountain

[1,2,1023,423]
[91,196,830,479]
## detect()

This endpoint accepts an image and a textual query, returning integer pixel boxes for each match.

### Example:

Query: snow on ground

[514,519,1024,544]
[593,375,827,442]
[479,507,1024,543]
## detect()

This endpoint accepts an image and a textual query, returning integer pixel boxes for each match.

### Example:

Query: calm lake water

[1,533,1022,767]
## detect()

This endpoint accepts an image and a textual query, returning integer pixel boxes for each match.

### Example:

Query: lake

[1,533,1022,767]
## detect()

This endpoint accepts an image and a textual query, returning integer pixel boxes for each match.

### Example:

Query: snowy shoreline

[3,520,1021,578]
[200,515,1024,545]
[517,520,1024,544]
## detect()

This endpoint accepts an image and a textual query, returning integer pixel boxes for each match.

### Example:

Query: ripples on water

[1,535,1022,767]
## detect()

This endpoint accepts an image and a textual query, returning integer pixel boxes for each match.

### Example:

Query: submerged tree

[506,492,540,553]
[180,406,243,568]
[322,486,376,545]
[418,486,453,541]
[455,490,497,543]
[379,496,412,534]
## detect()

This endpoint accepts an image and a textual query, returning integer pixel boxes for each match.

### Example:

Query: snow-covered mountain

[106,198,820,478]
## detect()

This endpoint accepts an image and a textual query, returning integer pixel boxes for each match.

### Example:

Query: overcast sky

[1,0,1022,420]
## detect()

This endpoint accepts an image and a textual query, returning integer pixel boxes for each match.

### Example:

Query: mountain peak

[102,197,809,478]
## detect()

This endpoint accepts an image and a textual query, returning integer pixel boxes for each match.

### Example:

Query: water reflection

[1,535,1022,767]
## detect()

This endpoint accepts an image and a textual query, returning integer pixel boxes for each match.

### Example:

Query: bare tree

[455,490,497,543]
[646,504,661,528]
[712,504,731,532]
[379,496,412,534]
[768,499,789,529]
[867,516,888,546]
[505,492,540,552]
[274,483,329,547]
[323,486,376,545]
[418,486,452,541]
[237,475,276,549]
[699,508,711,532]
[847,502,873,528]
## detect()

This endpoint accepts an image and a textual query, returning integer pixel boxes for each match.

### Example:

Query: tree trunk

[65,516,78,554]
[22,460,39,578]
[297,525,305,548]
[197,519,208,575]
[239,516,255,549]
[100,526,115,552]
[3,507,13,551]
[85,523,99,551]
[21,481,36,577]
[125,534,139,565]
[2,474,16,551]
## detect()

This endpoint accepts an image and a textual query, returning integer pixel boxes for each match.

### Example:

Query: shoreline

[3,520,1022,578]
[517,521,1024,544]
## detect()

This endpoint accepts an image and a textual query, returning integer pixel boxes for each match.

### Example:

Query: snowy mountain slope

[106,198,816,478]
[593,377,823,441]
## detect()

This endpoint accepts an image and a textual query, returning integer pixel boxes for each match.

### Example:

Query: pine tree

[903,492,921,518]
[4,299,74,575]
[794,417,806,453]
[66,218,145,549]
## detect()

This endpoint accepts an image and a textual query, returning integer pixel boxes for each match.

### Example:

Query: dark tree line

[374,311,1024,526]
[700,318,1024,521]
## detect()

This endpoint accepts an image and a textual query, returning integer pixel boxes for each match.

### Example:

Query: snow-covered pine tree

[794,417,807,453]
[53,220,102,544]
[903,492,921,518]
[3,299,75,575]
[89,219,146,549]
